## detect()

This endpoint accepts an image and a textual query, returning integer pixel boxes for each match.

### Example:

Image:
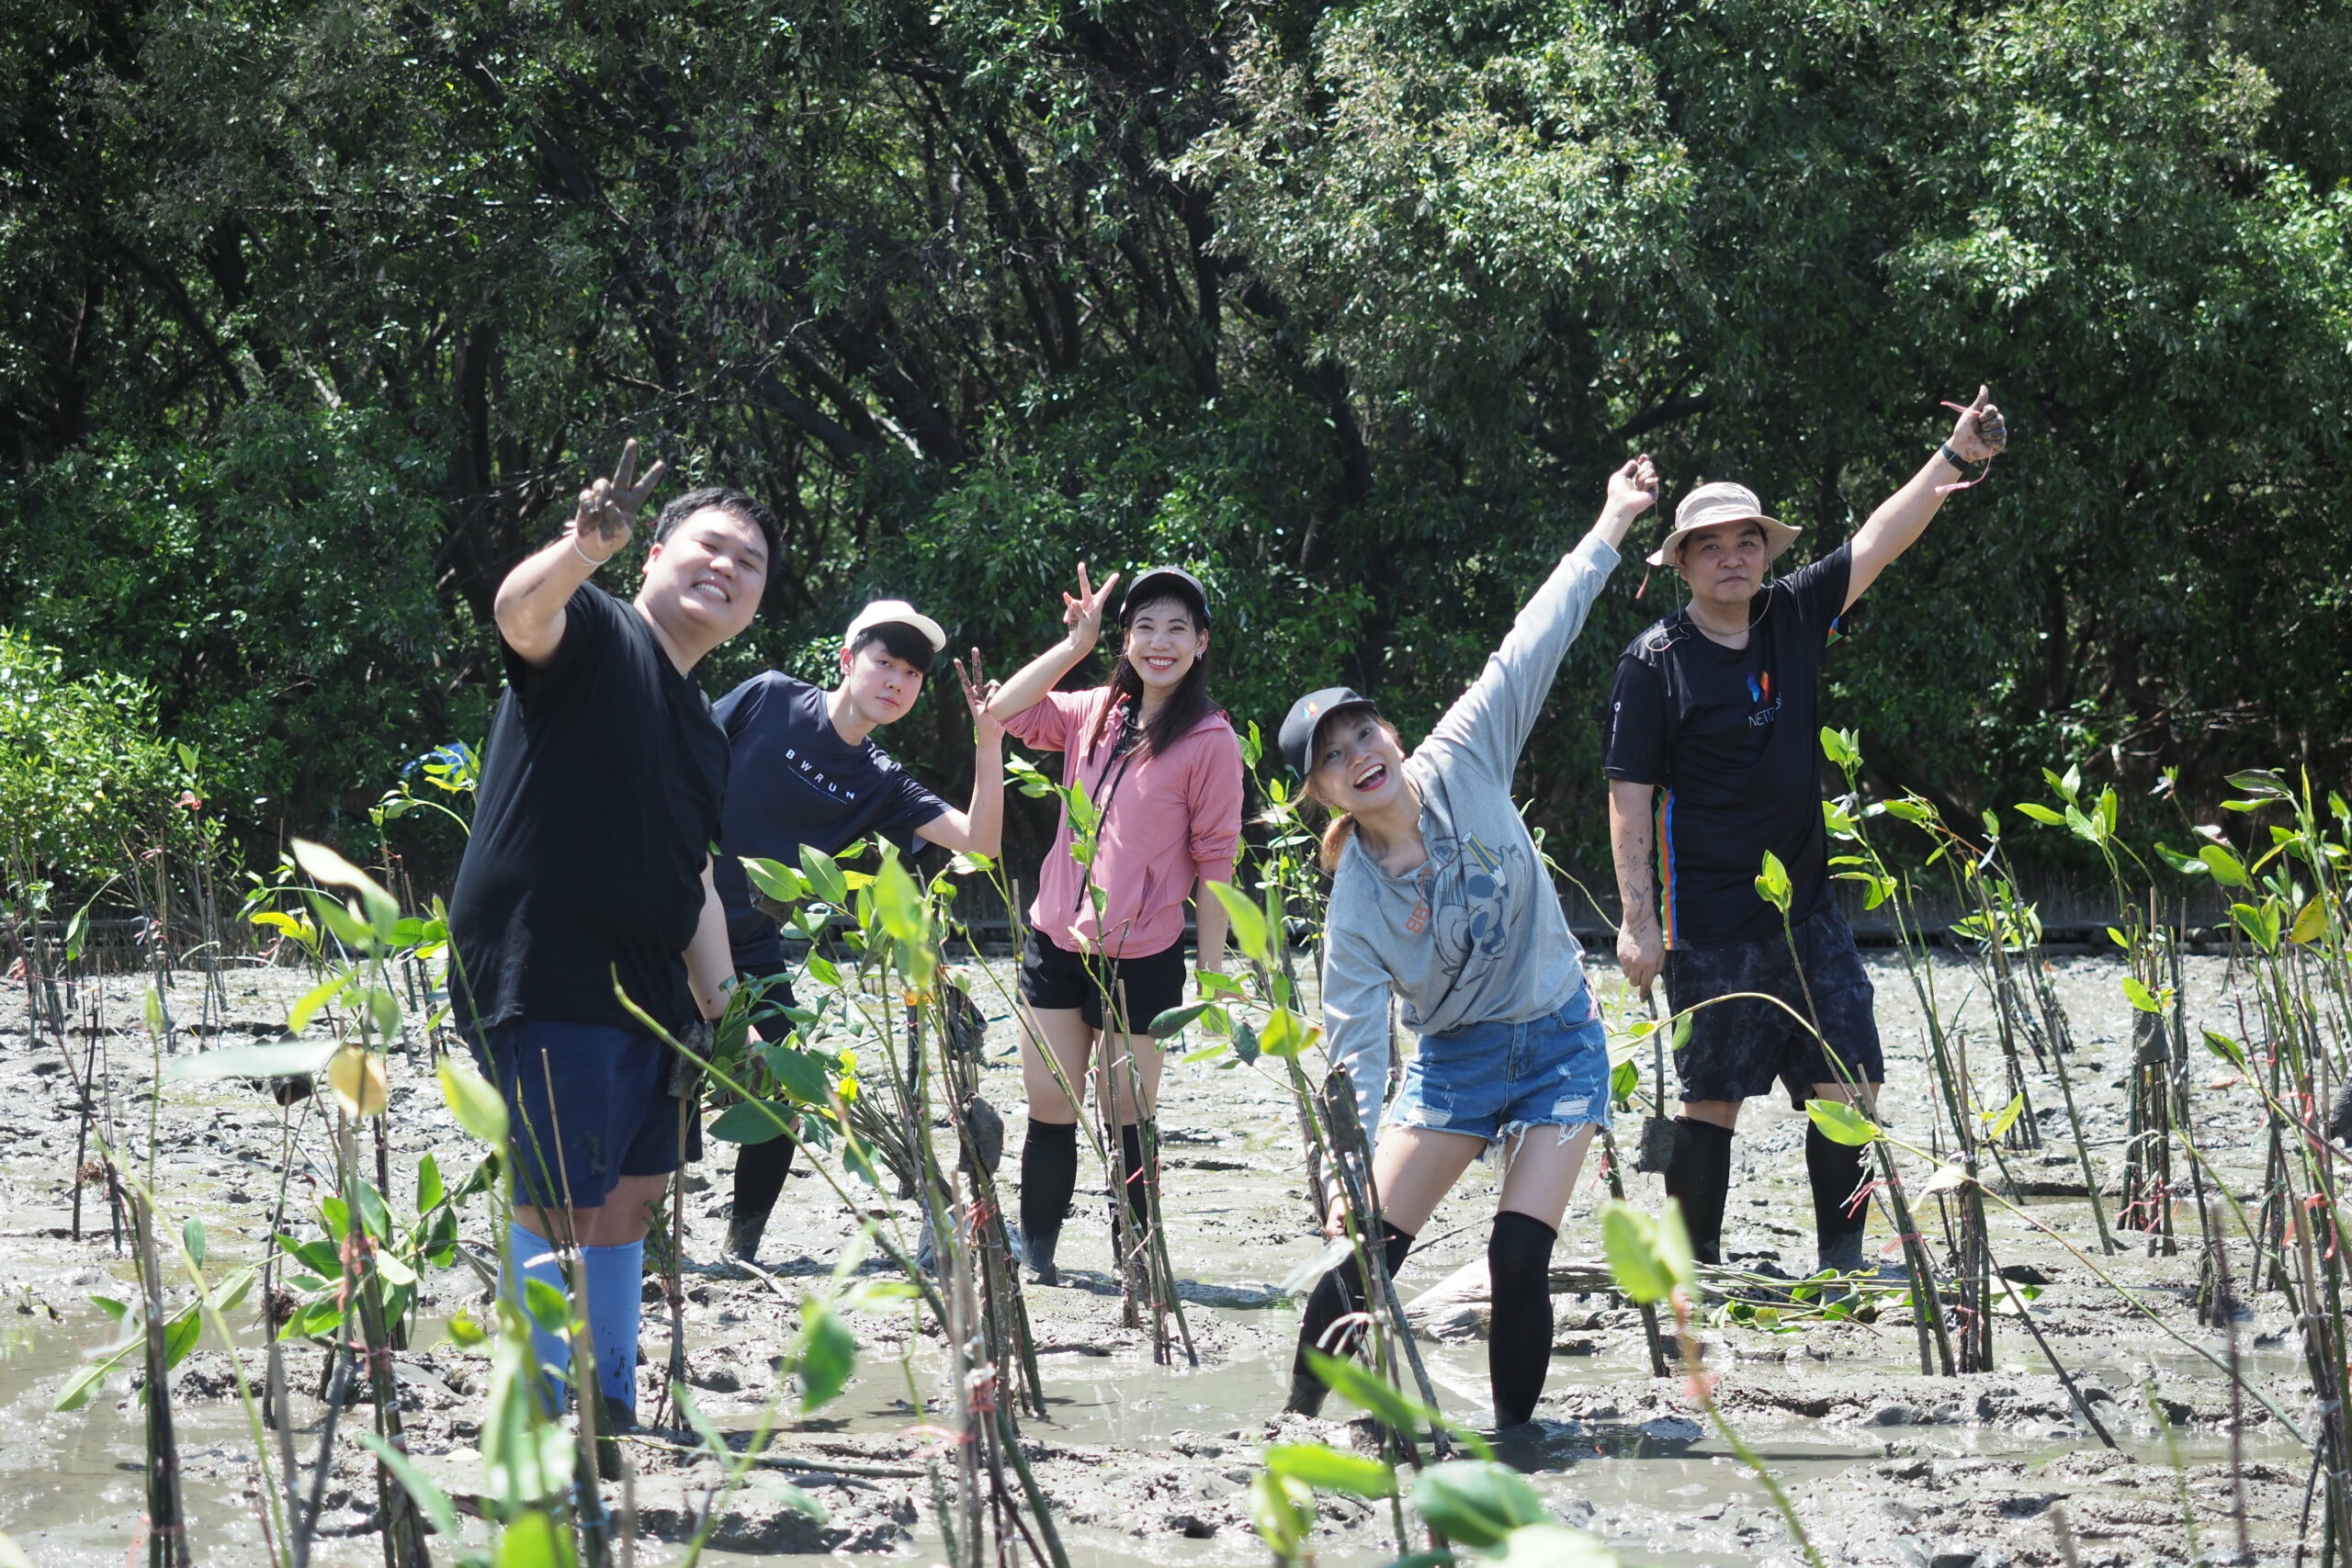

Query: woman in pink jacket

[983,565,1244,1284]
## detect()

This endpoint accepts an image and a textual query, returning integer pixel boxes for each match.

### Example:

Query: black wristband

[1938,441,1970,472]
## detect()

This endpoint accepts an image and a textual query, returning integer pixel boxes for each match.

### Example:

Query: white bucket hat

[843,598,946,653]
[1646,481,1802,568]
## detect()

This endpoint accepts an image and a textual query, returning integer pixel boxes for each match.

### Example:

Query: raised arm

[982,563,1122,723]
[1609,780,1662,996]
[917,650,1007,857]
[494,441,667,668]
[1843,388,2007,611]
[1425,457,1657,776]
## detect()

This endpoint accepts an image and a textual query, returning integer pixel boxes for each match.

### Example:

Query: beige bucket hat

[1646,481,1802,568]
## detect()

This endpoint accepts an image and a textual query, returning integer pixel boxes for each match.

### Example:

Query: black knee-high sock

[1487,1212,1558,1428]
[1117,1123,1151,1234]
[1806,1123,1870,1272]
[731,1133,797,1220]
[1019,1119,1080,1266]
[1664,1118,1734,1266]
[1287,1223,1414,1414]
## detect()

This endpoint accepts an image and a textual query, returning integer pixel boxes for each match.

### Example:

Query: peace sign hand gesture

[1060,562,1122,657]
[571,438,668,565]
[954,649,1003,747]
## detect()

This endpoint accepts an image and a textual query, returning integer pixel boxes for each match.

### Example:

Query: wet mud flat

[0,951,2316,1566]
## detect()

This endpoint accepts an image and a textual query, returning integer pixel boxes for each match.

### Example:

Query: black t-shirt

[711,672,949,968]
[1602,545,1852,949]
[448,584,729,1036]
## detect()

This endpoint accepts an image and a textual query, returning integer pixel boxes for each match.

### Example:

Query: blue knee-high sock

[580,1240,644,1411]
[503,1220,571,1407]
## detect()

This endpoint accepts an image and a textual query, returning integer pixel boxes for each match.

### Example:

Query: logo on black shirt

[782,746,861,803]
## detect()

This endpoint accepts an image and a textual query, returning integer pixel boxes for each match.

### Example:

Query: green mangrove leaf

[1264,1442,1396,1497]
[1207,881,1270,964]
[744,1472,831,1524]
[707,1100,795,1145]
[799,845,849,908]
[797,1296,856,1412]
[1805,1098,1881,1146]
[1249,1472,1315,1559]
[164,1039,337,1084]
[356,1431,461,1539]
[1411,1461,1548,1548]
[1306,1348,1435,1434]
[1986,1093,2026,1139]
[1149,1001,1216,1039]
[1599,1199,1694,1305]
[741,855,806,906]
[437,1059,508,1145]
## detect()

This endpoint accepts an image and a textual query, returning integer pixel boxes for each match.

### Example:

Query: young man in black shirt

[447,442,778,1447]
[714,599,1006,1260]
[1604,390,2007,1274]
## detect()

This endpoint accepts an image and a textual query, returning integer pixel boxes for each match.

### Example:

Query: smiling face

[1674,520,1769,613]
[836,636,928,728]
[1121,595,1208,697]
[639,505,769,654]
[1307,706,1408,818]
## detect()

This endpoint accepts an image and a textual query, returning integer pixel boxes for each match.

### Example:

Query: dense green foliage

[0,629,185,892]
[4,0,2347,896]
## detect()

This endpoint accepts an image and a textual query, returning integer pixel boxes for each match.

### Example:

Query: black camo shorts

[1662,906,1883,1111]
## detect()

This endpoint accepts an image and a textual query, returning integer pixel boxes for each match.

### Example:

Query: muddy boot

[1018,1224,1061,1287]
[1815,1227,1868,1275]
[726,1206,770,1264]
[594,1393,638,1482]
[1665,1119,1734,1267]
[1807,1123,1871,1276]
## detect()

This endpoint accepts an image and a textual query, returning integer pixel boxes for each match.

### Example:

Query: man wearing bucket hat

[712,597,1008,1261]
[1603,390,2007,1278]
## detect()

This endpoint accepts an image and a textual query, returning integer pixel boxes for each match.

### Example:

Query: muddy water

[0,954,2319,1566]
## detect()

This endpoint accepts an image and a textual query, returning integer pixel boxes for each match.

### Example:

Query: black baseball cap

[1120,566,1210,626]
[1280,685,1378,776]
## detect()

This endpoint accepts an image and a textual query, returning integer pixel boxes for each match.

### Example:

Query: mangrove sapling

[1594,1123,1670,1376]
[626,893,1071,1568]
[133,1184,192,1568]
[1755,849,1954,1376]
[1824,732,2118,1253]
[1813,1094,2317,1448]
[1600,1199,1824,1568]
[1186,879,1448,1453]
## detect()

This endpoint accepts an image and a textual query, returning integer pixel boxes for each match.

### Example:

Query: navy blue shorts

[1662,907,1883,1111]
[469,1020,703,1209]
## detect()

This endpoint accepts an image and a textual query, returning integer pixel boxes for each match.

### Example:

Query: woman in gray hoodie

[1275,456,1657,1429]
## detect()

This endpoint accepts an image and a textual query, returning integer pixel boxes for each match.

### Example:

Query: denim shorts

[1385,989,1612,1149]
[468,1020,703,1209]
[1662,905,1884,1110]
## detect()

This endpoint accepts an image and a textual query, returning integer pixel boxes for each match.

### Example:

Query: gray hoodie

[1319,535,1621,1134]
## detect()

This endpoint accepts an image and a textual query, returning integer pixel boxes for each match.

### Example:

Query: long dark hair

[1089,591,1216,759]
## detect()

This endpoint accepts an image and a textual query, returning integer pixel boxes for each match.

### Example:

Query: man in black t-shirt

[447,441,778,1451]
[714,599,1007,1261]
[1604,390,2007,1275]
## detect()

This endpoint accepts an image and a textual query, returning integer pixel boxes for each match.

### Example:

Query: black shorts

[1662,906,1883,1111]
[1018,931,1185,1033]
